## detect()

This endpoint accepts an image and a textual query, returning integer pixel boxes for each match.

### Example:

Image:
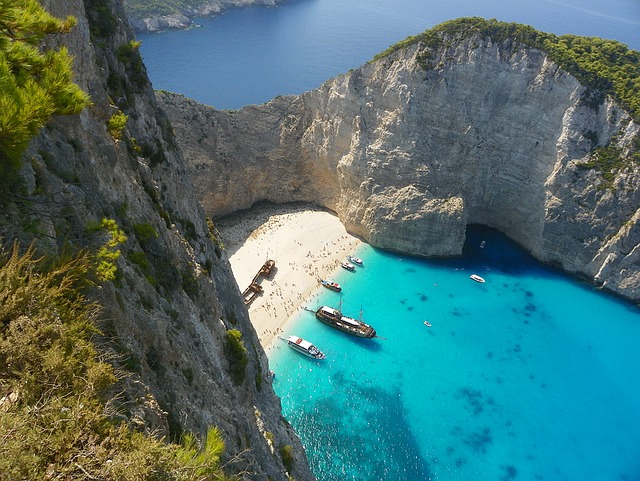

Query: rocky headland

[125,0,282,33]
[158,19,640,302]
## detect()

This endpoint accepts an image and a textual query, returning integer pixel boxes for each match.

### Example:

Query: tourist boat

[423,321,432,327]
[470,274,485,283]
[321,279,342,292]
[341,261,356,271]
[315,305,376,338]
[347,255,363,266]
[284,335,326,360]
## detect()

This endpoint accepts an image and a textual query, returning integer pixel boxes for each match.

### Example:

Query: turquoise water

[268,226,640,480]
[138,0,640,109]
[135,1,640,477]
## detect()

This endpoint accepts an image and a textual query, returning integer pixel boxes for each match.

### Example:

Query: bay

[135,1,640,479]
[138,0,640,110]
[268,226,640,480]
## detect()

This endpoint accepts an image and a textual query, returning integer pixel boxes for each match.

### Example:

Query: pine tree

[0,0,90,166]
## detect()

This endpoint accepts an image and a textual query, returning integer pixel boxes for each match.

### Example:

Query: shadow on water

[296,372,432,481]
[428,224,570,282]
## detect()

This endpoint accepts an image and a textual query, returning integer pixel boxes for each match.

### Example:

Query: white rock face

[159,33,640,301]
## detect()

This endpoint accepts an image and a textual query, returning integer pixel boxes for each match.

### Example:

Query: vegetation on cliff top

[373,17,640,122]
[0,244,238,480]
[124,0,212,19]
[0,0,90,166]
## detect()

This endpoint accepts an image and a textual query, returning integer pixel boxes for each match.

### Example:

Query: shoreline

[216,203,363,349]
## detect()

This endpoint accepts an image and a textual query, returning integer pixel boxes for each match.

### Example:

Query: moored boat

[321,279,342,292]
[315,305,376,339]
[470,274,485,283]
[347,255,363,266]
[285,335,326,360]
[341,261,356,271]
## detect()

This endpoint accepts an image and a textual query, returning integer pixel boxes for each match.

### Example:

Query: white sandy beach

[216,203,363,349]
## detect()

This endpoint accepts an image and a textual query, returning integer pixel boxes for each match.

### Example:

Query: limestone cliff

[125,0,282,33]
[158,24,640,301]
[1,0,314,479]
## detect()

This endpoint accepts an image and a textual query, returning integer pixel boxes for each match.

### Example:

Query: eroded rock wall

[3,0,315,479]
[159,33,640,300]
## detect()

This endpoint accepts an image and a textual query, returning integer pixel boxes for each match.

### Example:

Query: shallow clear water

[268,226,640,480]
[138,0,640,109]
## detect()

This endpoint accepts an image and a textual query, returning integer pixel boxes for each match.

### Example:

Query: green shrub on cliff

[0,0,90,166]
[374,17,640,121]
[0,243,237,480]
[225,328,248,384]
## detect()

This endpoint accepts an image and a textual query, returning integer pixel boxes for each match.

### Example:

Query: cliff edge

[1,0,314,479]
[158,19,640,301]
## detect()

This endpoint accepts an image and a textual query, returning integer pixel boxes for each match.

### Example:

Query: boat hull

[315,306,376,339]
[286,335,326,359]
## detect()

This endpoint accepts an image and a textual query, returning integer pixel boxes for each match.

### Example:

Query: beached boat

[470,274,485,283]
[315,305,376,338]
[321,279,342,292]
[347,255,363,266]
[285,335,326,360]
[341,261,356,271]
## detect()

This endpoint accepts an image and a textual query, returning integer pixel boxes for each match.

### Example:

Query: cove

[268,225,640,480]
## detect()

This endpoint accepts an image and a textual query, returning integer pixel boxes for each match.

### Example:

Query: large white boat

[285,335,326,360]
[470,274,485,283]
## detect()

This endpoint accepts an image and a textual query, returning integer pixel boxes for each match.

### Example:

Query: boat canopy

[340,316,360,327]
[320,306,339,316]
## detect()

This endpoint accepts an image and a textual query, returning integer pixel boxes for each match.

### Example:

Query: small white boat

[321,279,342,292]
[470,274,485,283]
[341,261,356,271]
[347,255,363,266]
[424,321,432,327]
[285,335,326,360]
[480,240,486,248]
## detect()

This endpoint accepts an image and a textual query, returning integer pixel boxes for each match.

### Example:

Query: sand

[216,203,363,349]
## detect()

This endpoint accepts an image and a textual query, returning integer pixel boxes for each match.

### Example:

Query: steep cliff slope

[159,19,640,301]
[1,0,314,479]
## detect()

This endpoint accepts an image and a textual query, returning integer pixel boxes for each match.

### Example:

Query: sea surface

[138,0,640,110]
[268,226,640,480]
[136,1,640,479]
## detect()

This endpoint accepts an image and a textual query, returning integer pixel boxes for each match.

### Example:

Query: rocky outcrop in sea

[126,0,281,33]
[158,27,640,301]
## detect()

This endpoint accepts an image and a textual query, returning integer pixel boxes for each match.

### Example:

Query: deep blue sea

[138,0,640,110]
[137,2,640,479]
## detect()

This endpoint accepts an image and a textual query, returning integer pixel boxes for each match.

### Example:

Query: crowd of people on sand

[217,205,362,349]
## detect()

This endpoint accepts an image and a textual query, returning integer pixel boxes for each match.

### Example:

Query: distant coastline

[126,0,284,33]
